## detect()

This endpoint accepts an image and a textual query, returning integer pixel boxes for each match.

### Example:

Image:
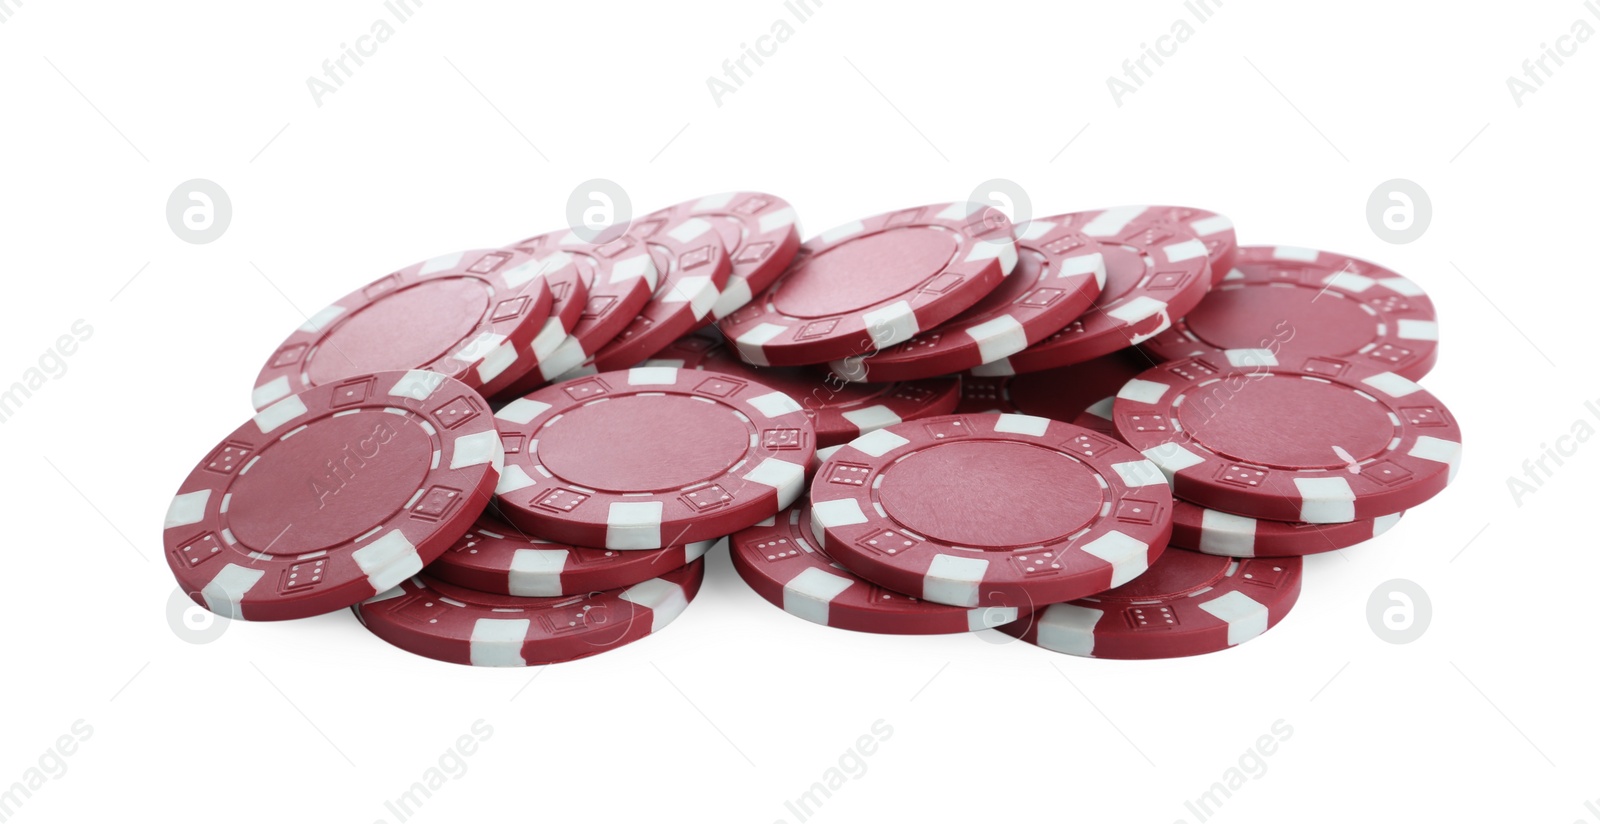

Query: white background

[1,1,1594,821]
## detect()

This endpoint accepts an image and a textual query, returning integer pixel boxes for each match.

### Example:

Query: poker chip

[585,210,734,372]
[718,202,1018,366]
[646,192,803,321]
[645,333,960,447]
[494,366,815,549]
[810,414,1173,609]
[1171,500,1402,558]
[425,509,715,596]
[1141,245,1440,380]
[999,548,1302,659]
[830,217,1105,381]
[1143,205,1237,285]
[1114,355,1461,523]
[956,349,1153,430]
[251,249,560,410]
[356,559,705,667]
[475,248,593,399]
[165,370,505,621]
[970,206,1213,376]
[731,504,1025,635]
[484,232,659,402]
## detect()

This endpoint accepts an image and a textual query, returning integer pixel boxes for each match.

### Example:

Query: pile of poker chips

[162,194,1460,665]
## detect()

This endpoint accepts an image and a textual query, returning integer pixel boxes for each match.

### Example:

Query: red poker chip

[165,370,504,621]
[1141,245,1440,380]
[355,559,705,667]
[1171,500,1402,557]
[646,333,959,448]
[810,414,1173,609]
[970,206,1213,376]
[1113,355,1462,523]
[832,216,1106,381]
[1141,205,1237,285]
[730,504,1028,635]
[647,192,804,321]
[957,348,1153,429]
[493,366,816,549]
[585,210,734,372]
[475,248,593,399]
[718,202,1018,366]
[484,231,660,402]
[251,249,559,411]
[999,548,1301,659]
[426,509,715,596]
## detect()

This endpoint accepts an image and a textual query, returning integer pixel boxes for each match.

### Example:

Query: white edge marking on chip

[201,564,266,619]
[839,404,902,434]
[475,339,518,383]
[814,445,842,465]
[1325,270,1377,293]
[1397,319,1439,341]
[629,366,679,385]
[734,323,787,366]
[1018,219,1057,240]
[1224,348,1278,368]
[1372,512,1403,536]
[454,331,509,364]
[993,413,1049,436]
[449,429,501,470]
[165,490,212,529]
[1199,590,1270,646]
[862,302,919,348]
[1116,378,1169,404]
[495,464,537,495]
[712,278,754,319]
[936,202,982,220]
[1083,396,1115,422]
[1142,443,1205,482]
[1164,238,1209,263]
[1080,531,1151,587]
[609,254,653,287]
[968,606,1019,631]
[1379,276,1425,297]
[811,499,869,534]
[668,217,715,244]
[621,576,691,631]
[748,391,803,418]
[1034,603,1103,656]
[299,304,347,333]
[1059,250,1105,281]
[1080,205,1147,237]
[744,458,807,509]
[1189,214,1233,237]
[684,540,715,562]
[1410,436,1462,482]
[968,358,1016,377]
[389,370,446,401]
[530,316,569,358]
[924,554,988,607]
[470,619,531,667]
[1361,371,1421,399]
[1107,295,1169,325]
[419,251,466,275]
[507,549,568,597]
[819,219,867,244]
[967,316,1028,362]
[846,428,910,458]
[538,336,588,379]
[1294,477,1357,523]
[353,530,424,593]
[784,567,854,626]
[496,398,553,426]
[1111,459,1166,488]
[1198,508,1259,557]
[758,206,798,233]
[251,376,292,410]
[1272,246,1320,262]
[254,395,309,434]
[606,502,665,549]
